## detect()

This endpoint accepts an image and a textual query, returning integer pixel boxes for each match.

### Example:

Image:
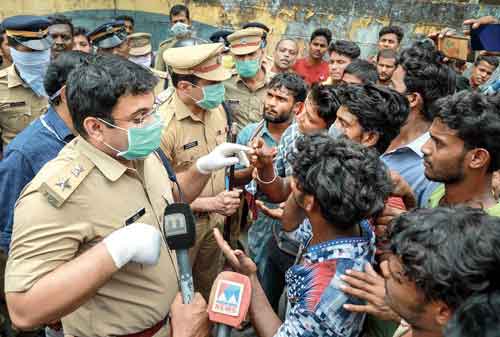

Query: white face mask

[129,54,152,68]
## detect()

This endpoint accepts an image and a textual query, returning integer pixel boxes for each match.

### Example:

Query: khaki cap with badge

[163,42,231,81]
[128,32,152,56]
[227,27,264,56]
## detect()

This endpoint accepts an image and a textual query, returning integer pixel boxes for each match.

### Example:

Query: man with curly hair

[216,134,392,337]
[386,206,500,337]
[422,91,500,214]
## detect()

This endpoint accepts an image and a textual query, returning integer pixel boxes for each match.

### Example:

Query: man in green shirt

[422,90,500,215]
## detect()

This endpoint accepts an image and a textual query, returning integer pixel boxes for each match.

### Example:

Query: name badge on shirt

[125,207,146,226]
[183,141,198,150]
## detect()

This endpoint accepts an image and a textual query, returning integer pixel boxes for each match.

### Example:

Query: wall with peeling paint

[1,0,500,58]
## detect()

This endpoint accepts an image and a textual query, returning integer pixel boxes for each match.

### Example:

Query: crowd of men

[0,4,499,337]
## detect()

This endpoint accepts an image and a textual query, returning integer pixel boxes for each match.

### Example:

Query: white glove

[103,223,162,269]
[196,143,251,175]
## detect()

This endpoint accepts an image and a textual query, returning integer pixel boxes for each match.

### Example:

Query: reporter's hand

[340,262,400,322]
[256,200,284,220]
[214,228,257,276]
[248,138,277,170]
[196,143,250,174]
[213,189,242,216]
[171,292,211,337]
[103,223,161,269]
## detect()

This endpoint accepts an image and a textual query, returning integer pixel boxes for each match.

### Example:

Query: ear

[434,301,452,328]
[407,92,420,109]
[303,194,315,213]
[176,80,193,93]
[361,131,380,149]
[469,148,491,170]
[292,101,304,116]
[83,117,106,141]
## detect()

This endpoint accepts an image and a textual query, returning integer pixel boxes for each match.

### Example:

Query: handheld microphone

[208,272,252,337]
[164,203,197,303]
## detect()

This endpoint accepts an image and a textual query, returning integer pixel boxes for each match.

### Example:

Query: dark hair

[74,26,88,38]
[376,49,399,65]
[378,26,404,43]
[474,55,499,69]
[399,39,442,65]
[337,84,409,153]
[390,206,500,309]
[288,134,391,229]
[343,59,378,84]
[48,14,74,36]
[328,40,361,59]
[445,291,500,337]
[310,28,332,45]
[44,51,93,106]
[268,72,307,103]
[115,15,135,26]
[169,4,190,21]
[170,71,199,88]
[66,54,158,137]
[309,84,341,127]
[434,91,500,172]
[402,50,456,121]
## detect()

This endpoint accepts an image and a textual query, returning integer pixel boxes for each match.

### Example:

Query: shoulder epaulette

[159,37,175,48]
[38,155,95,208]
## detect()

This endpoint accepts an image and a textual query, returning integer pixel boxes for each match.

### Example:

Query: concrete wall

[1,0,500,57]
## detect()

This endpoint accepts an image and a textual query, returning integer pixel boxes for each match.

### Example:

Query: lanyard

[40,114,67,144]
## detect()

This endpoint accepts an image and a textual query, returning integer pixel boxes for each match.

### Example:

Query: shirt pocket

[0,100,32,134]
[174,140,203,171]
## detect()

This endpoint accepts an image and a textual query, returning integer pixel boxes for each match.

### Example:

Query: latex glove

[103,223,162,269]
[196,143,250,175]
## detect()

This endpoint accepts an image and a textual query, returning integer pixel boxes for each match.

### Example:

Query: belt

[119,318,167,337]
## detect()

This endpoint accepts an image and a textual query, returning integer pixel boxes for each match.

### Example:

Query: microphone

[208,271,252,337]
[164,203,197,303]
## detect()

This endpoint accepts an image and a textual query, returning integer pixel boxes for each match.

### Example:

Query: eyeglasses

[111,102,160,126]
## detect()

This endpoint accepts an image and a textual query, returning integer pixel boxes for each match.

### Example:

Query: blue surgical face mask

[99,113,163,160]
[191,83,225,110]
[235,58,260,78]
[171,22,191,38]
[328,123,344,139]
[9,47,51,97]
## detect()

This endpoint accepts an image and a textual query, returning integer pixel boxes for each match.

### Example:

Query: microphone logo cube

[212,280,244,317]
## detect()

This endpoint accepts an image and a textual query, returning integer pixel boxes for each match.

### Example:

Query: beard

[263,109,291,123]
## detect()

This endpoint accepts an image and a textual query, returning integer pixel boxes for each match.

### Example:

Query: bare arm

[254,167,291,203]
[233,167,254,187]
[6,243,117,330]
[249,274,283,337]
[175,165,211,204]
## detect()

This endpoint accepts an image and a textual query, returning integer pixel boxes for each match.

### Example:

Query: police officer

[159,43,242,301]
[0,15,52,152]
[88,20,130,58]
[154,4,193,72]
[128,32,169,96]
[209,30,235,71]
[224,28,270,133]
[5,54,248,337]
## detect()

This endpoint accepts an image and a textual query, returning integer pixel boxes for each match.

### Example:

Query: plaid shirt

[275,220,376,337]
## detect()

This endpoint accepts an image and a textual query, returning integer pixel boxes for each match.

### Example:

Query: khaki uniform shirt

[0,65,48,148]
[5,137,178,337]
[154,37,179,72]
[224,68,269,133]
[151,68,169,95]
[159,92,227,204]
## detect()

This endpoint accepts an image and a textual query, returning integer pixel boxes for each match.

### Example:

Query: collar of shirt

[382,132,430,159]
[44,105,74,142]
[74,136,128,182]
[7,65,25,89]
[236,66,268,91]
[260,121,279,147]
[302,220,375,264]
